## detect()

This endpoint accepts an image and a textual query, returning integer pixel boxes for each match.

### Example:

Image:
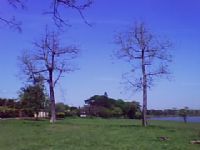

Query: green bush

[20,109,34,117]
[112,107,123,117]
[98,107,113,118]
[0,107,20,118]
[64,111,74,117]
[56,112,65,119]
[134,111,142,119]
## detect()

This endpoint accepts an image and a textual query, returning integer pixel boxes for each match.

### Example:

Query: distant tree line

[81,93,142,119]
[0,97,79,119]
[0,97,47,119]
[1,96,200,120]
[0,92,142,119]
[0,98,20,118]
[55,102,80,118]
[46,94,143,120]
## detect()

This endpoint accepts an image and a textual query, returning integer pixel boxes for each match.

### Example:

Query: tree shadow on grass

[119,124,142,128]
[119,124,176,132]
[22,117,47,121]
[147,125,177,132]
[20,118,49,127]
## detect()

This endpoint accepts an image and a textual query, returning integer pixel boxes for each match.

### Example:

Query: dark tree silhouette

[114,22,172,126]
[20,29,79,123]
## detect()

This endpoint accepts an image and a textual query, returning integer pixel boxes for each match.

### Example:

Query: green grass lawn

[0,118,200,150]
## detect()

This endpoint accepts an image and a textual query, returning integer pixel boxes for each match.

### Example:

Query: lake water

[150,116,200,123]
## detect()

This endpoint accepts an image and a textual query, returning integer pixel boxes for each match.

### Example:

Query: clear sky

[0,0,200,109]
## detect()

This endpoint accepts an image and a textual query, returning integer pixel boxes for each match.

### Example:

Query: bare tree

[114,22,172,126]
[20,29,79,123]
[1,0,93,31]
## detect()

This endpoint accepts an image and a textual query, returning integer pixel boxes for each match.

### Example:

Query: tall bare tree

[1,0,93,31]
[114,22,172,126]
[20,29,79,123]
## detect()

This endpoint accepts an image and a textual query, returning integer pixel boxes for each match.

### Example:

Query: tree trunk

[142,50,147,127]
[35,111,39,121]
[184,116,187,123]
[142,76,147,127]
[49,71,56,123]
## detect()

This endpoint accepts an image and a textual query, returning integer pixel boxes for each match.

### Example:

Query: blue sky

[0,0,200,109]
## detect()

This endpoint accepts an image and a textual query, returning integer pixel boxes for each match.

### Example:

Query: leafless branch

[0,0,26,32]
[1,0,92,32]
[0,16,22,32]
[7,0,25,9]
[47,0,93,28]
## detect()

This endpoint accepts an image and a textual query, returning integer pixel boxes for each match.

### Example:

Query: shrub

[56,112,65,119]
[21,109,34,117]
[98,107,113,118]
[0,107,20,118]
[112,107,123,117]
[135,111,142,119]
[64,110,73,117]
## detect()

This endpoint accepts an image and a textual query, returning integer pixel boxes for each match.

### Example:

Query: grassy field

[0,118,200,150]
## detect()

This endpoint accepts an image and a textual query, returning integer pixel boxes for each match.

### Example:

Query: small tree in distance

[19,83,47,120]
[179,107,188,123]
[114,22,172,126]
[20,28,79,123]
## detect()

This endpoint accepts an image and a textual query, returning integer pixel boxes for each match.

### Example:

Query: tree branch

[0,16,21,32]
[48,0,93,28]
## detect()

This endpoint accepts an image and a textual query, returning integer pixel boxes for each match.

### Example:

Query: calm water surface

[150,116,200,123]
